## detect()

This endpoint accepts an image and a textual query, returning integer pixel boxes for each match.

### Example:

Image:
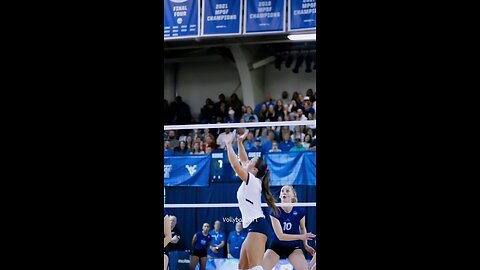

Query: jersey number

[218,160,223,168]
[283,222,292,231]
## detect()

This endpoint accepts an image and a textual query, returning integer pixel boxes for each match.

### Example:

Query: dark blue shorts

[246,217,268,236]
[268,241,301,259]
[192,249,207,258]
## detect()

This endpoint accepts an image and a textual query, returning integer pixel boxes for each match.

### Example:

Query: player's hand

[237,131,248,142]
[225,132,234,145]
[211,247,218,253]
[301,232,316,241]
[305,245,315,256]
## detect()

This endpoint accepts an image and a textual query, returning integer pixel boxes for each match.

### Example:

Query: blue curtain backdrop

[165,182,316,258]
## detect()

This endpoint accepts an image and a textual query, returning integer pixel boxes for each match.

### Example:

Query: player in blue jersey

[189,223,212,270]
[164,209,172,270]
[262,185,316,270]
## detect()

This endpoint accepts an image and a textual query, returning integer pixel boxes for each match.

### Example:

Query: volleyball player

[262,185,316,270]
[164,209,172,270]
[189,223,212,270]
[225,130,277,270]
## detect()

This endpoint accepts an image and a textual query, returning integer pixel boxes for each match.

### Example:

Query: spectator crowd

[164,89,317,155]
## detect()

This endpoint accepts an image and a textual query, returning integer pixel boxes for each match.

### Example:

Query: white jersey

[237,172,265,228]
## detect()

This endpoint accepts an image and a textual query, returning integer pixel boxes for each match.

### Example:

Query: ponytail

[262,171,280,216]
[256,157,279,216]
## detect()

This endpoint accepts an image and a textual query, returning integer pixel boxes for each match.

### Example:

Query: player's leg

[288,249,309,270]
[262,249,280,270]
[238,237,249,270]
[245,232,267,269]
[199,256,207,270]
[189,255,199,270]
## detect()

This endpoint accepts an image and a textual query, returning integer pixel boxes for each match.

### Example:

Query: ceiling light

[287,34,316,41]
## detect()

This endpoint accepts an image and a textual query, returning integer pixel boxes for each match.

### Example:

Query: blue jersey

[194,232,212,251]
[270,207,306,246]
[207,229,226,258]
[227,231,247,258]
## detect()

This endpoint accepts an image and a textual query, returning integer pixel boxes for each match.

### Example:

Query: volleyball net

[163,120,317,270]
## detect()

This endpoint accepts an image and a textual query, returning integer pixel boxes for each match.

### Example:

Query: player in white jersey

[225,130,279,270]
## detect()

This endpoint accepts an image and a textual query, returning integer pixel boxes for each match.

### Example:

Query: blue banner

[264,151,316,186]
[164,155,211,186]
[288,0,317,31]
[202,0,242,36]
[164,0,199,39]
[244,0,286,34]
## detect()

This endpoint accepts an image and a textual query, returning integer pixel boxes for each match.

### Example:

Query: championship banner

[164,0,200,39]
[288,0,317,31]
[201,0,242,36]
[244,0,286,34]
[264,151,316,186]
[164,155,211,186]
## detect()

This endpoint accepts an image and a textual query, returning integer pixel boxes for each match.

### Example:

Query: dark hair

[255,157,279,216]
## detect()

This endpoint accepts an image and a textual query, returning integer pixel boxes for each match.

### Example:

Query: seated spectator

[265,104,277,122]
[309,138,317,150]
[303,100,315,117]
[289,99,299,113]
[227,222,247,259]
[207,220,226,259]
[290,138,307,151]
[250,137,263,152]
[243,132,255,151]
[191,141,205,154]
[202,134,218,153]
[242,106,258,122]
[185,136,193,152]
[164,140,174,156]
[281,91,290,106]
[254,94,274,115]
[297,108,308,121]
[259,128,269,144]
[167,130,179,149]
[171,96,192,125]
[282,104,290,120]
[214,93,227,116]
[306,88,315,102]
[226,108,238,123]
[205,146,213,154]
[178,131,188,142]
[278,132,294,152]
[291,127,306,142]
[174,141,189,155]
[261,129,275,153]
[229,93,244,120]
[274,100,285,120]
[216,128,232,150]
[257,104,267,122]
[303,134,312,149]
[269,141,282,152]
[217,102,228,122]
[199,98,216,124]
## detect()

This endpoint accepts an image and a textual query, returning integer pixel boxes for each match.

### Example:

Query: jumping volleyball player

[163,209,172,270]
[262,185,316,270]
[225,130,278,270]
